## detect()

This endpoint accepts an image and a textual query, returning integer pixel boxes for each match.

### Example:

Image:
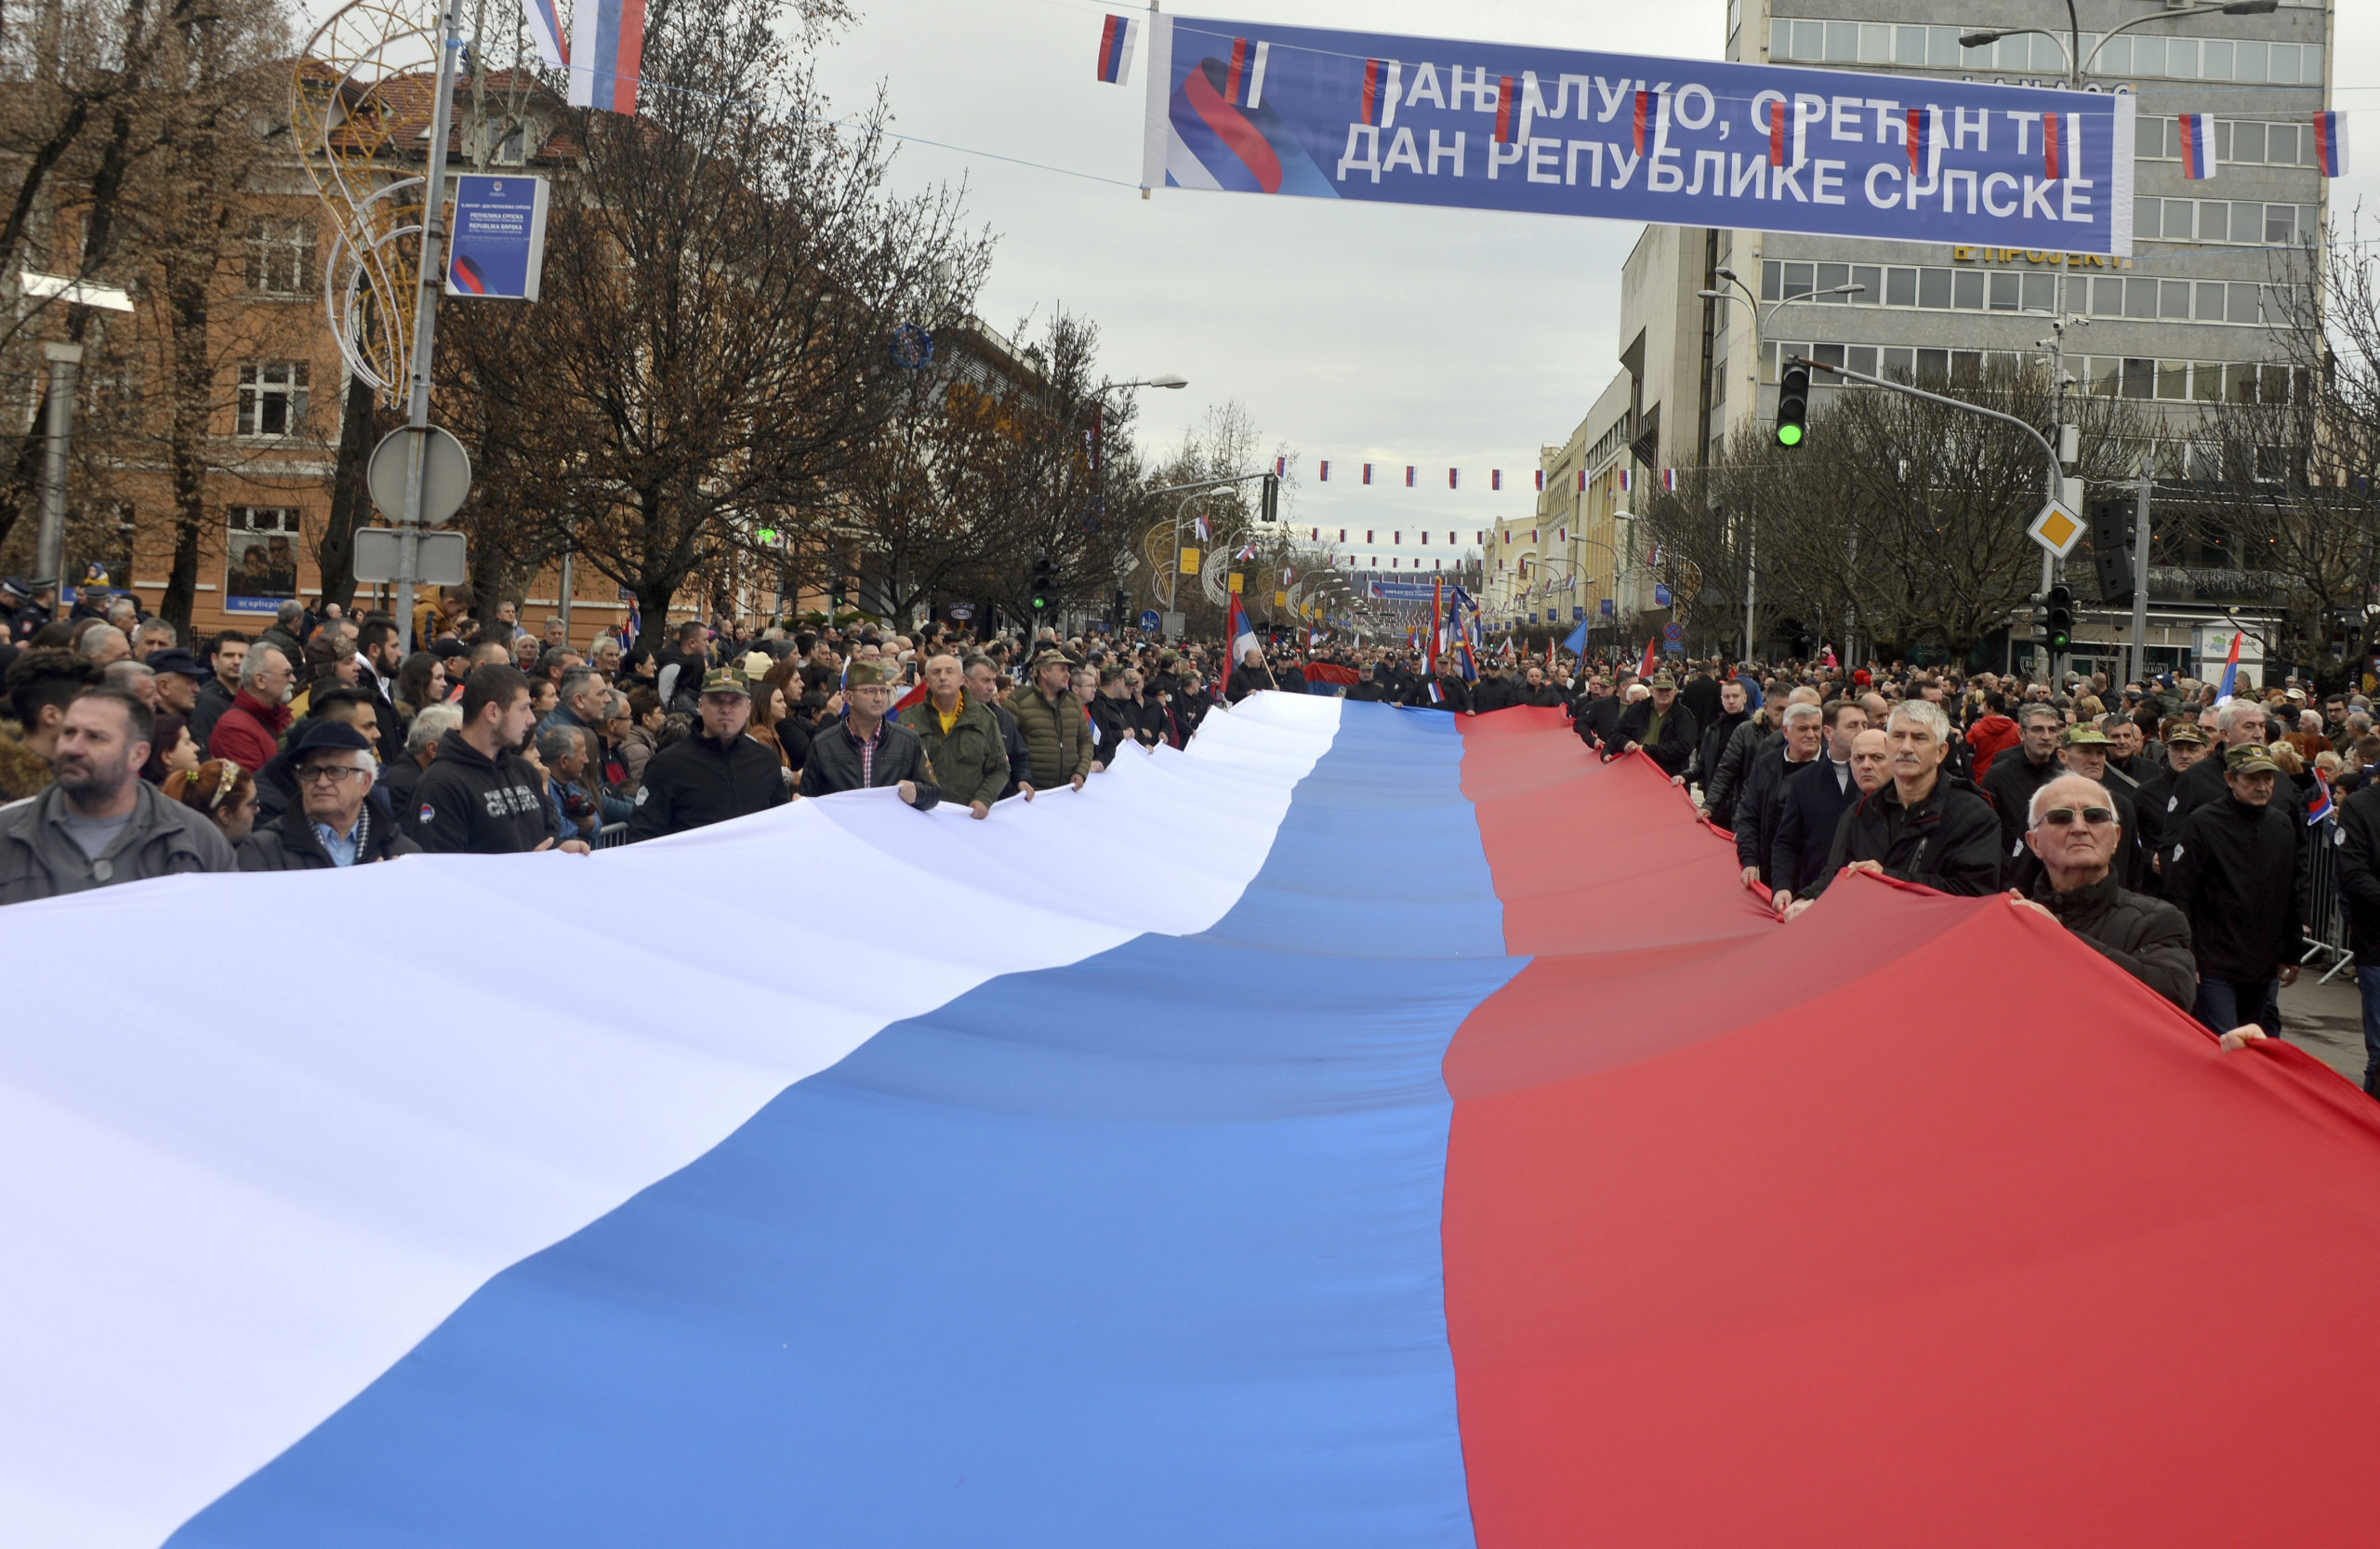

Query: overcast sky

[809,1,2379,565]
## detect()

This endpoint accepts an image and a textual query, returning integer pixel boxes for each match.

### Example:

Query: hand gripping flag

[525,0,568,69]
[2315,111,2348,177]
[2310,769,2334,827]
[1094,14,1138,84]
[567,0,643,113]
[2179,113,2216,179]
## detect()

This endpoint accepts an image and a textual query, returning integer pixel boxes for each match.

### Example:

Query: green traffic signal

[1774,364,1812,450]
[1775,423,1803,447]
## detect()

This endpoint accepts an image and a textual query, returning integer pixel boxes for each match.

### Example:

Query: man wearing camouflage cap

[801,658,940,809]
[1608,670,1698,780]
[2134,721,2210,891]
[628,667,791,841]
[2162,743,2307,1037]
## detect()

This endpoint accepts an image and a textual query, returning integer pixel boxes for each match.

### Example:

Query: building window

[225,506,302,612]
[235,363,309,437]
[1765,18,2320,84]
[245,218,316,296]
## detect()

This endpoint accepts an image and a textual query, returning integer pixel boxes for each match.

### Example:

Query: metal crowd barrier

[595,823,631,851]
[2301,814,2356,985]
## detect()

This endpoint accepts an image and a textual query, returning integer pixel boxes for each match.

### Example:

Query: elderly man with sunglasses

[2007,773,2195,1010]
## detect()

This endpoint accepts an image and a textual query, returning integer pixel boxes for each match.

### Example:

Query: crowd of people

[4,579,2374,1093]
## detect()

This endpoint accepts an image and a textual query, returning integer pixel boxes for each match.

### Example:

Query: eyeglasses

[2036,806,2116,828]
[298,764,368,786]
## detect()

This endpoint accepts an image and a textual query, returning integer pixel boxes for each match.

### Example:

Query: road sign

[353,528,466,586]
[367,426,472,526]
[1160,611,1185,638]
[947,604,973,621]
[2029,497,2086,558]
[1138,609,1161,631]
[1663,622,1684,643]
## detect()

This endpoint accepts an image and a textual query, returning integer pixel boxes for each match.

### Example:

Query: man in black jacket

[1575,673,1631,749]
[1982,702,2066,857]
[1797,700,2002,904]
[800,659,940,810]
[2332,732,2380,1092]
[238,719,421,871]
[2135,722,2212,890]
[1736,700,1822,887]
[1345,665,1388,702]
[404,664,578,854]
[1678,659,1725,731]
[628,669,790,841]
[1766,699,1870,908]
[1608,672,1698,777]
[2008,772,2195,1009]
[2163,744,2307,1038]
[966,655,1035,797]
[1692,679,1749,801]
[2167,698,2293,830]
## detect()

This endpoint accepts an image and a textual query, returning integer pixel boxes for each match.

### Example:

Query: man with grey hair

[2008,772,2195,1009]
[383,701,461,817]
[101,658,159,710]
[1734,698,1823,890]
[536,723,602,842]
[75,623,131,668]
[237,719,419,870]
[1794,699,2002,906]
[1982,701,2067,857]
[540,665,630,824]
[205,643,296,772]
[2168,696,2291,829]
[131,617,176,657]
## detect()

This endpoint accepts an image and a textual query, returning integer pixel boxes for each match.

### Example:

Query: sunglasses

[2037,806,2117,828]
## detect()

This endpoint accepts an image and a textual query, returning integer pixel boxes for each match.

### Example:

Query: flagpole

[1429,576,1443,675]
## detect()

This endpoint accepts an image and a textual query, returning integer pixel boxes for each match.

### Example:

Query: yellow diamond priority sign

[2028,498,2085,559]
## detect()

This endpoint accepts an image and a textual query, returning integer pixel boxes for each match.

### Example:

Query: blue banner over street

[1143,16,2135,257]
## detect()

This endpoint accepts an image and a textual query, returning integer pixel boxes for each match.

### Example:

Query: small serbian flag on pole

[1905,106,1930,175]
[1094,14,1137,84]
[1405,466,1416,487]
[1318,459,1330,482]
[1448,469,1459,490]
[1494,76,1516,144]
[1193,512,1210,541]
[2315,111,2348,177]
[2179,113,2216,179]
[1236,539,1258,561]
[1274,455,1286,477]
[2215,630,2243,701]
[1491,470,1502,491]
[1659,469,1681,492]
[1533,470,1545,492]
[1359,60,1401,126]
[1362,463,1373,484]
[2310,769,2335,826]
[526,0,568,68]
[2043,111,2062,179]
[566,0,644,113]
[1575,469,1586,493]
[1617,469,1632,492]
[1637,637,1659,680]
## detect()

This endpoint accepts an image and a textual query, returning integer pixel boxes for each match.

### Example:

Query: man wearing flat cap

[2162,743,2307,1037]
[800,659,940,809]
[237,719,419,870]
[1607,670,1698,779]
[629,667,793,841]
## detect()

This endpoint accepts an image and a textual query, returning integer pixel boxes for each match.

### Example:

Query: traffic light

[1774,364,1811,449]
[1260,472,1280,523]
[1030,554,1054,614]
[828,573,846,612]
[2087,495,2136,607]
[2043,584,2075,652]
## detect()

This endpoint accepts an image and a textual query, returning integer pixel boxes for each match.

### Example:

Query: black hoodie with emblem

[403,728,558,854]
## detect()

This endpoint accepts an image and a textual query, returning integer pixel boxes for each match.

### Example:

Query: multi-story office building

[1525,0,2333,677]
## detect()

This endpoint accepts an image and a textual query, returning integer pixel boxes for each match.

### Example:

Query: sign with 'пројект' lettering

[445,175,550,301]
[1143,17,2136,257]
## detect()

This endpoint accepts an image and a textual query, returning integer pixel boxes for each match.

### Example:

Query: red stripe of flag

[1906,106,1924,174]
[1769,99,1785,167]
[1097,16,1121,79]
[1361,60,1380,125]
[2043,110,2061,179]
[1225,38,1248,106]
[1495,76,1515,144]
[1633,90,1648,156]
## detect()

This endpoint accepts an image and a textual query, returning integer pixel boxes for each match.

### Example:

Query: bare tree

[441,0,991,630]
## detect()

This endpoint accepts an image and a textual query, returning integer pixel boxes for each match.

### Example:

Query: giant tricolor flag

[9,705,2380,1549]
[2315,110,2349,177]
[566,0,643,113]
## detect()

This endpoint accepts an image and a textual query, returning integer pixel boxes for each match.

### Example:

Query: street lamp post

[1958,0,2277,88]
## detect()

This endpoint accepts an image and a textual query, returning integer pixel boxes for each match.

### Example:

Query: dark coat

[1982,748,2062,855]
[1769,756,1864,896]
[1607,696,1698,777]
[2162,792,2308,983]
[799,716,942,809]
[1809,773,2003,898]
[403,730,560,854]
[189,677,237,753]
[237,802,420,870]
[899,693,1008,808]
[1704,714,1777,833]
[628,729,790,841]
[2334,781,2380,967]
[1576,693,1626,748]
[2168,748,2297,832]
[2002,780,2146,896]
[1423,675,1474,713]
[1678,671,1724,730]
[2029,870,2197,1009]
[1086,694,1133,768]
[1735,743,1820,882]
[1694,708,1750,790]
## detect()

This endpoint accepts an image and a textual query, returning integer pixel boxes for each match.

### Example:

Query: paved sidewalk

[2281,970,2368,1089]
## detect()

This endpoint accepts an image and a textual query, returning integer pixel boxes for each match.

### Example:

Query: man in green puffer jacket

[899,653,1008,819]
[1003,647,1093,794]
